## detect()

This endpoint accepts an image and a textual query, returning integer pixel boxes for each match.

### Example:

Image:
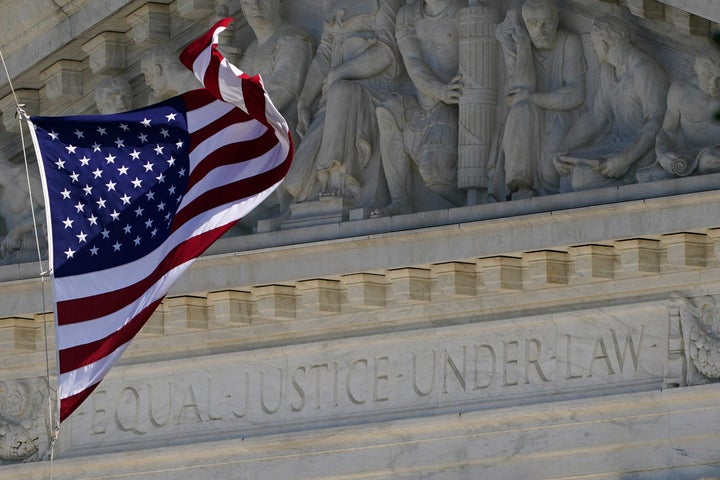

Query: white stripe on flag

[188,121,268,172]
[57,261,191,349]
[59,342,130,399]
[181,141,285,208]
[186,99,237,133]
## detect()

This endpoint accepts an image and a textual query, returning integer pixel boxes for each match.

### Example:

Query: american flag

[28,18,293,422]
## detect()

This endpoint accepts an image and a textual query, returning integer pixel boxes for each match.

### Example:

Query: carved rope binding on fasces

[673,293,720,382]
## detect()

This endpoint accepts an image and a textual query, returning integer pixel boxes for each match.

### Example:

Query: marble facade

[2,0,720,478]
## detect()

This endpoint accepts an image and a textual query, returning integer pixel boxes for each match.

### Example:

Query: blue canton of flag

[32,96,190,278]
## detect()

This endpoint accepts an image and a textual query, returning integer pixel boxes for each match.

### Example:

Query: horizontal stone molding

[4,227,720,357]
[4,383,720,479]
[3,385,720,479]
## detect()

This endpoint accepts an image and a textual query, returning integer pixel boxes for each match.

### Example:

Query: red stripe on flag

[60,382,101,422]
[191,32,223,102]
[181,88,221,112]
[241,75,268,124]
[179,18,232,73]
[59,298,164,373]
[187,129,279,189]
[172,143,292,230]
[189,108,253,153]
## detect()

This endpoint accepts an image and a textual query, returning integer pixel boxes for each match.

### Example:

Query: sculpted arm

[597,63,668,178]
[603,63,667,177]
[495,18,518,77]
[559,64,617,155]
[655,82,684,162]
[0,169,44,258]
[325,40,394,87]
[297,32,331,135]
[264,35,313,112]
[625,65,667,161]
[298,32,330,106]
[554,103,607,177]
[397,26,461,104]
[527,34,585,111]
[559,105,608,154]
[496,11,535,94]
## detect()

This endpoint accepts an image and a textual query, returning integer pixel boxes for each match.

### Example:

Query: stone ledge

[3,217,720,353]
[658,0,720,23]
[3,384,719,479]
[4,231,709,362]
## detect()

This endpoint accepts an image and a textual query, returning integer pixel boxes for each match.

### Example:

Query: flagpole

[0,47,59,476]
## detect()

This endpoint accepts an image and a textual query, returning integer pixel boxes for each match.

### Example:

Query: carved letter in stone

[283,0,411,210]
[493,0,586,200]
[554,16,668,192]
[654,53,720,177]
[673,294,720,386]
[140,45,201,103]
[94,77,133,115]
[372,0,466,217]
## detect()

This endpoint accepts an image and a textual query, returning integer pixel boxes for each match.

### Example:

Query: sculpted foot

[511,186,537,200]
[344,175,362,203]
[370,202,410,217]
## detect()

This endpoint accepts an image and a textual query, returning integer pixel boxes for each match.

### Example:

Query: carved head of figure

[140,45,180,98]
[240,0,281,32]
[695,53,720,98]
[590,16,630,64]
[521,0,559,50]
[94,77,133,115]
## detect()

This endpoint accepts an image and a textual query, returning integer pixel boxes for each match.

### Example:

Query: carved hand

[553,154,574,177]
[322,67,344,96]
[297,104,312,138]
[0,227,24,258]
[596,152,631,179]
[495,11,517,47]
[495,27,514,51]
[440,75,464,104]
[512,24,532,52]
[506,87,530,107]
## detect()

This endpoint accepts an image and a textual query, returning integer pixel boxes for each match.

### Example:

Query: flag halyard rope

[0,46,59,478]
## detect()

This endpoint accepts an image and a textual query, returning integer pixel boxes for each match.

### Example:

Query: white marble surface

[2,384,719,479]
[659,0,720,23]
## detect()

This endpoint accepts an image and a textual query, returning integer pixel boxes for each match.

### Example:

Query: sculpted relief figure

[283,0,409,209]
[140,45,201,103]
[236,0,314,145]
[655,53,720,177]
[554,16,668,191]
[494,0,585,199]
[234,0,314,218]
[94,77,133,115]
[372,0,466,217]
